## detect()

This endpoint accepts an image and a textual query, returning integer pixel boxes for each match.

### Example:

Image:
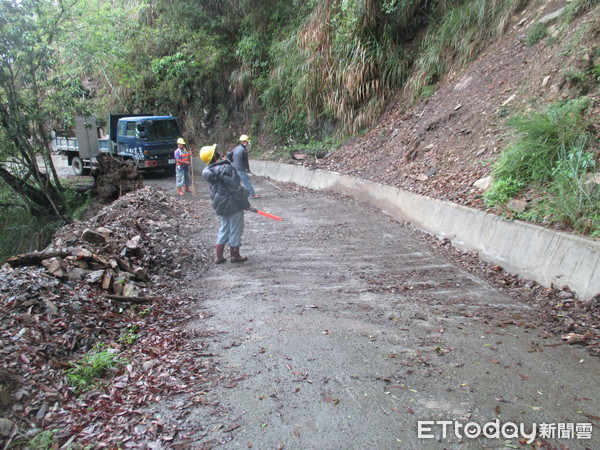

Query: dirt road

[145,173,598,449]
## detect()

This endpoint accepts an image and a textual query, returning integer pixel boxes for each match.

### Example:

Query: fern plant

[66,345,126,392]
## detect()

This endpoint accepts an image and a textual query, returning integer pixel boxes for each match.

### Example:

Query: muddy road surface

[143,173,599,449]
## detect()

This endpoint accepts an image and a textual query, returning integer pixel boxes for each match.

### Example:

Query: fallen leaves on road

[0,187,229,448]
[561,333,592,345]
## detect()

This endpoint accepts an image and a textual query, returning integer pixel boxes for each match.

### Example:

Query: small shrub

[487,97,598,235]
[513,207,548,224]
[138,306,153,317]
[484,177,524,205]
[525,23,547,46]
[119,325,141,345]
[492,97,593,185]
[546,181,599,234]
[545,149,599,234]
[66,345,126,392]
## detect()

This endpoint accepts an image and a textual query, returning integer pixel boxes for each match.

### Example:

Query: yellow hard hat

[239,135,250,142]
[200,144,217,164]
[177,138,186,145]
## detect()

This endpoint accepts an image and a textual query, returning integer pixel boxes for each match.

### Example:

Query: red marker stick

[250,208,282,221]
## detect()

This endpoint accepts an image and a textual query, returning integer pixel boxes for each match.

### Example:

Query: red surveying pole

[250,208,282,221]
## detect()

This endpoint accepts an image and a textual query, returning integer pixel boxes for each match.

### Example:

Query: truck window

[126,122,136,137]
[145,120,180,141]
[118,121,127,137]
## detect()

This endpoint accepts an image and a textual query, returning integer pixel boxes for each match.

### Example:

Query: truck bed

[53,137,78,152]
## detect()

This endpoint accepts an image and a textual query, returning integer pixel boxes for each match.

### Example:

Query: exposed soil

[313,1,599,224]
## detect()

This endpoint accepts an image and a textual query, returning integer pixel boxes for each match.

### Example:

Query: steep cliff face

[319,1,599,214]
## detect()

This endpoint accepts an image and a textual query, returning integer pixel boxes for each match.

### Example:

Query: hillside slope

[317,0,599,221]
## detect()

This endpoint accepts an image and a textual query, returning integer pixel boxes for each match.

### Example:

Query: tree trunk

[0,164,64,219]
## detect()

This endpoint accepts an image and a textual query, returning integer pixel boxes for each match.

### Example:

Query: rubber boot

[230,246,248,263]
[177,187,184,196]
[215,244,226,264]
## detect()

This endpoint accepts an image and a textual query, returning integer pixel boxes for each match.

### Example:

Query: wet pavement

[144,175,599,450]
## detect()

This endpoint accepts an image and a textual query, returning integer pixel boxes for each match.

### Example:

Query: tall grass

[491,98,594,185]
[262,0,409,140]
[245,0,547,141]
[485,97,599,235]
[405,0,523,102]
[547,146,599,235]
[565,0,600,20]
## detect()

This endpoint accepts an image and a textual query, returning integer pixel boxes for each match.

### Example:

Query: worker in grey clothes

[227,134,259,198]
[201,144,251,264]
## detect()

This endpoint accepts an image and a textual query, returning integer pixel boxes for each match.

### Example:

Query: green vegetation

[566,0,600,21]
[119,325,141,345]
[591,63,600,82]
[66,344,126,392]
[485,97,599,235]
[405,0,523,102]
[0,206,59,262]
[3,0,598,148]
[525,23,548,46]
[10,429,60,449]
[0,183,92,262]
[482,178,525,206]
[137,306,153,317]
[261,1,410,139]
[15,0,541,145]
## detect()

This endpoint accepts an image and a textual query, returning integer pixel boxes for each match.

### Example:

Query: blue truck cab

[108,114,181,172]
[54,114,182,175]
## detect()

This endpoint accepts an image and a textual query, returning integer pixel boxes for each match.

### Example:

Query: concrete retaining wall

[252,160,600,301]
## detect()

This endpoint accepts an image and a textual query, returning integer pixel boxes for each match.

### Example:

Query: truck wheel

[72,157,90,176]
